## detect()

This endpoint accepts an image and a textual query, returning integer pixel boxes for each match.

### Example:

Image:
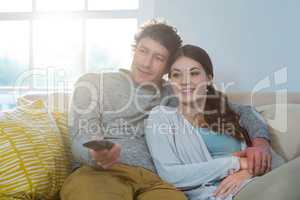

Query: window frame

[0,0,154,109]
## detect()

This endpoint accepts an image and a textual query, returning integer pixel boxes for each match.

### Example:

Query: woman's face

[169,56,211,104]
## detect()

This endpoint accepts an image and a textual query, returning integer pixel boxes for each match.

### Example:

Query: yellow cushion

[0,100,72,200]
[51,111,73,161]
[17,97,72,162]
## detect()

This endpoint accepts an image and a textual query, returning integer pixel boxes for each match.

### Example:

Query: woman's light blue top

[197,128,241,159]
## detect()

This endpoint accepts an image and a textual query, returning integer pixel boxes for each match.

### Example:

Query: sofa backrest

[20,92,300,111]
[20,92,300,161]
[227,92,300,106]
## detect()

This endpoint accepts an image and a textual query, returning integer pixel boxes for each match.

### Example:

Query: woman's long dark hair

[170,44,252,146]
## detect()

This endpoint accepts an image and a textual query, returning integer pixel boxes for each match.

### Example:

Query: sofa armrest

[235,156,300,200]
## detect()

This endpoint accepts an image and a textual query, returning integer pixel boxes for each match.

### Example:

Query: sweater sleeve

[228,102,271,142]
[69,73,103,168]
[145,108,240,190]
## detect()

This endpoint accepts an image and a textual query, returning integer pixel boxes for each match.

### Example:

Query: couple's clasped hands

[213,139,272,199]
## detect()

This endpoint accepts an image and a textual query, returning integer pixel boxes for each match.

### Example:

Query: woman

[145,45,284,200]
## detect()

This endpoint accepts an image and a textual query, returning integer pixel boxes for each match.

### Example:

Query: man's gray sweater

[69,70,270,172]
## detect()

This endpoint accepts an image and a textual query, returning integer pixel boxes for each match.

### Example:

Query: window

[0,0,32,12]
[88,0,138,10]
[0,0,150,110]
[0,21,30,87]
[36,0,84,11]
[33,18,83,86]
[87,19,137,72]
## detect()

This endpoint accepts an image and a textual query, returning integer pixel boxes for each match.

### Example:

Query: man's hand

[213,170,252,199]
[89,144,121,169]
[233,138,271,176]
[239,157,248,170]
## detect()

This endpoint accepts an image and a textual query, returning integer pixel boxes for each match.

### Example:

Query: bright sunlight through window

[0,0,140,110]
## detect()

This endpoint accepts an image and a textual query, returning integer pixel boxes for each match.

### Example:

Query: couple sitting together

[61,20,284,200]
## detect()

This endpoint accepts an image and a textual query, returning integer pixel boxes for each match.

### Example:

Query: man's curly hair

[133,19,182,71]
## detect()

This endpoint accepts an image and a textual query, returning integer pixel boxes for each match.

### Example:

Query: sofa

[1,91,300,200]
[228,92,300,200]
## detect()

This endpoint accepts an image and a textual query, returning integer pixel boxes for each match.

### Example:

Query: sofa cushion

[17,97,72,161]
[256,104,300,161]
[235,156,300,200]
[0,100,71,199]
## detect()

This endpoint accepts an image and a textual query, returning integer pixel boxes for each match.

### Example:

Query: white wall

[151,0,299,92]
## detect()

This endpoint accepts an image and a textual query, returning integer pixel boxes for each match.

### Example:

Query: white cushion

[256,104,300,161]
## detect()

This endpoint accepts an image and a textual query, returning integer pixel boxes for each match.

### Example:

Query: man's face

[131,37,170,85]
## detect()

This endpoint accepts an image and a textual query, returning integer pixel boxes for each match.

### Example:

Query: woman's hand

[213,170,252,199]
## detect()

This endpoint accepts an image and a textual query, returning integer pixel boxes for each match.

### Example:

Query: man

[60,20,272,200]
